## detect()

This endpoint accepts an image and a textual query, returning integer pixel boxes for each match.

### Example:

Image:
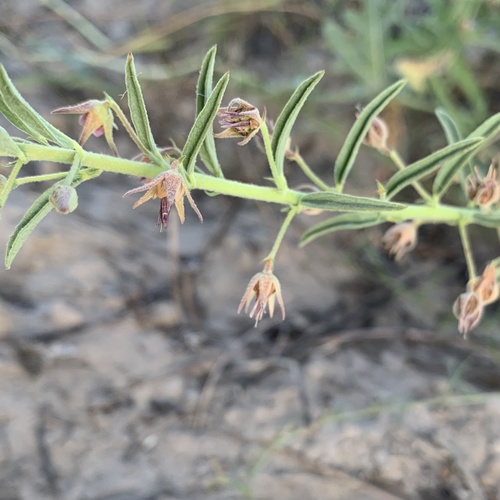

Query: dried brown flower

[452,291,484,337]
[123,161,202,230]
[214,98,262,145]
[238,261,285,326]
[357,110,390,154]
[466,163,500,208]
[52,100,118,156]
[381,222,418,261]
[468,263,499,305]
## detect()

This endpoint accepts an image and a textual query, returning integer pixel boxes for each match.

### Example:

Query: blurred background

[1,0,500,498]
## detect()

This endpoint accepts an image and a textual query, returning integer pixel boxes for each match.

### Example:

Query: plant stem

[260,120,287,191]
[292,153,330,191]
[0,158,24,208]
[63,143,84,186]
[265,208,297,263]
[389,149,433,203]
[458,221,477,281]
[14,172,68,186]
[15,142,500,226]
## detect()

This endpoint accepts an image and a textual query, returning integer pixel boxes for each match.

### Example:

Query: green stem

[15,143,500,227]
[292,153,330,191]
[0,158,24,208]
[260,120,287,191]
[265,208,297,263]
[63,142,84,186]
[389,149,433,203]
[14,172,68,186]
[458,222,476,281]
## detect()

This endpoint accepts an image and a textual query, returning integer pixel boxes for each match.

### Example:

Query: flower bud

[50,185,78,214]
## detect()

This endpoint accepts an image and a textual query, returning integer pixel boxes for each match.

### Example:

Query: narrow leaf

[5,176,86,269]
[473,212,500,228]
[334,80,406,189]
[196,46,223,177]
[386,137,483,199]
[300,213,382,246]
[0,126,24,158]
[183,72,230,177]
[433,113,500,197]
[271,71,324,177]
[125,53,157,155]
[0,65,73,148]
[5,189,54,269]
[301,191,405,212]
[435,107,462,144]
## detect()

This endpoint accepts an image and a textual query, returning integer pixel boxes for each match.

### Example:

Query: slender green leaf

[196,46,223,177]
[5,189,54,269]
[271,71,324,177]
[301,191,405,212]
[0,65,73,148]
[0,126,24,158]
[386,137,483,199]
[300,212,382,246]
[473,212,500,228]
[183,72,229,177]
[5,175,88,269]
[467,112,500,144]
[334,80,406,189]
[435,107,462,144]
[433,112,500,197]
[125,53,157,155]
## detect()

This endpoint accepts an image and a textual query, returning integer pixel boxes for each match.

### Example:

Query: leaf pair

[125,50,229,179]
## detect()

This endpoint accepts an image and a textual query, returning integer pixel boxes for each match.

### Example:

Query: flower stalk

[458,221,477,282]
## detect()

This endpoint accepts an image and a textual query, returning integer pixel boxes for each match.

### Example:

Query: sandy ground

[1,1,500,499]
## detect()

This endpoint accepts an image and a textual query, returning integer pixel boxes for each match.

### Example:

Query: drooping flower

[214,98,262,145]
[465,163,500,208]
[52,100,118,156]
[452,291,484,338]
[381,221,418,262]
[238,260,285,326]
[468,262,499,305]
[123,160,202,230]
[452,262,499,337]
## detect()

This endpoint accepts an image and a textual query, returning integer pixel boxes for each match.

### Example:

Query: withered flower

[468,262,499,305]
[238,261,285,326]
[52,100,118,156]
[123,161,202,230]
[214,98,262,145]
[452,291,484,337]
[381,222,418,262]
[357,109,390,154]
[466,163,500,208]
